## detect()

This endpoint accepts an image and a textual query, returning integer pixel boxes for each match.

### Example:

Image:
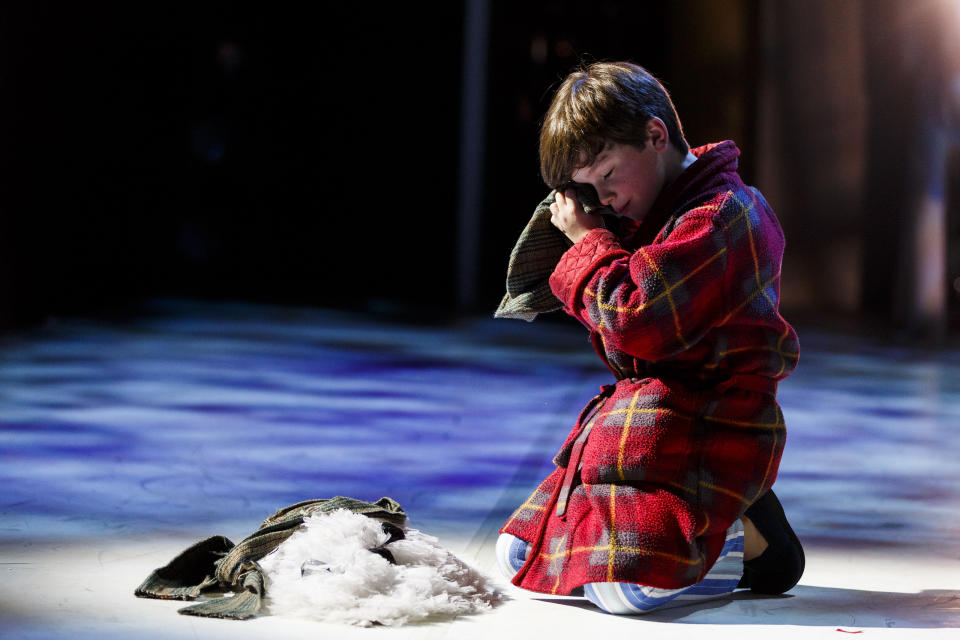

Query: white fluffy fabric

[259,510,502,626]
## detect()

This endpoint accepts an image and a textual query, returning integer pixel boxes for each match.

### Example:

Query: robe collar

[621,140,742,247]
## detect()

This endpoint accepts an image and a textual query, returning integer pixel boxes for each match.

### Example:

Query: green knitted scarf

[495,183,613,321]
[134,496,406,620]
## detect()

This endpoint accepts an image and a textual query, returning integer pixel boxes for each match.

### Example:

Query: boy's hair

[539,61,689,188]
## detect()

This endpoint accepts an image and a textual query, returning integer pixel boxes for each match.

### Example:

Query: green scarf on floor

[134,496,406,620]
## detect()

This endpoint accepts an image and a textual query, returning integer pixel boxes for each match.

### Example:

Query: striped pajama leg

[496,518,745,615]
[495,529,531,578]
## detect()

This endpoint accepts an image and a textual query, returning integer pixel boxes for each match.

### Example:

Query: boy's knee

[585,582,649,615]
[494,533,529,580]
[584,581,688,615]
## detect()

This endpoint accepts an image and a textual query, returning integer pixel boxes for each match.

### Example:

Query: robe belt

[556,384,615,518]
[555,423,593,518]
[552,374,774,519]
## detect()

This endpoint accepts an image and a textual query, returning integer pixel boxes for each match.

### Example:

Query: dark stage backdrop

[0,2,757,329]
[1,3,465,328]
[480,1,758,312]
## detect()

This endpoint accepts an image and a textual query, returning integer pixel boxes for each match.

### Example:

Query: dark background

[0,2,464,322]
[3,1,960,341]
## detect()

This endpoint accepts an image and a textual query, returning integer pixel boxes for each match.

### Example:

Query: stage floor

[2,300,958,638]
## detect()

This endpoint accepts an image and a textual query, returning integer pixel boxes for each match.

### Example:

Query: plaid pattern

[501,141,798,596]
[496,520,743,615]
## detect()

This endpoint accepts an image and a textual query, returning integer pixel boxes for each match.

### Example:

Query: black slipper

[738,489,805,594]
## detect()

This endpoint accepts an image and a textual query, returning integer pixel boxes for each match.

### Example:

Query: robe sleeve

[549,211,728,362]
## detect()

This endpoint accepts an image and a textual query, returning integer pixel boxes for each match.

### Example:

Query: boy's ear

[646,117,669,151]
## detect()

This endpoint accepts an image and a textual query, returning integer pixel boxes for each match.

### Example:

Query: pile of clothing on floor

[135,496,502,626]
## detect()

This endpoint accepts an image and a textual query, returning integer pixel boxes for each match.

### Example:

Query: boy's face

[570,139,666,224]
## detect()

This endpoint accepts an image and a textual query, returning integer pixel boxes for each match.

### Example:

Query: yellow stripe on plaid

[537,543,705,568]
[700,481,751,505]
[585,246,727,315]
[596,318,626,379]
[709,344,799,360]
[616,392,642,481]
[774,324,794,377]
[754,409,782,504]
[702,414,785,429]
[599,406,691,421]
[668,481,697,495]
[504,491,548,529]
[691,204,722,214]
[549,533,568,594]
[703,404,784,506]
[733,193,779,312]
[542,481,698,590]
[721,194,755,233]
[733,192,792,379]
[719,273,782,325]
[668,479,751,507]
[608,485,618,581]
[637,247,691,350]
[695,511,711,537]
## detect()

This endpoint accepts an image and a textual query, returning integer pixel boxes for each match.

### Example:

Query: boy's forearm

[550,214,728,362]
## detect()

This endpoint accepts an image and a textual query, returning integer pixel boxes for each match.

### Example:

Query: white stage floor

[2,300,958,638]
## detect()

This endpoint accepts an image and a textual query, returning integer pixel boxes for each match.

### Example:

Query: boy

[496,62,804,614]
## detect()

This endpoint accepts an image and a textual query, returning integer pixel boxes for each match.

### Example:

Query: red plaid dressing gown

[501,141,799,595]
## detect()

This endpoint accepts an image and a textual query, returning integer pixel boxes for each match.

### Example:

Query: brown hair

[539,61,689,188]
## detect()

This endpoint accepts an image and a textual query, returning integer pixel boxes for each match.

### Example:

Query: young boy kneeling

[497,61,804,615]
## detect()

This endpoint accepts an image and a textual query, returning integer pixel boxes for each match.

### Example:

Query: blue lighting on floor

[1,299,958,557]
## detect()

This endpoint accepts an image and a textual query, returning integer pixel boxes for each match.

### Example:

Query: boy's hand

[550,189,602,243]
